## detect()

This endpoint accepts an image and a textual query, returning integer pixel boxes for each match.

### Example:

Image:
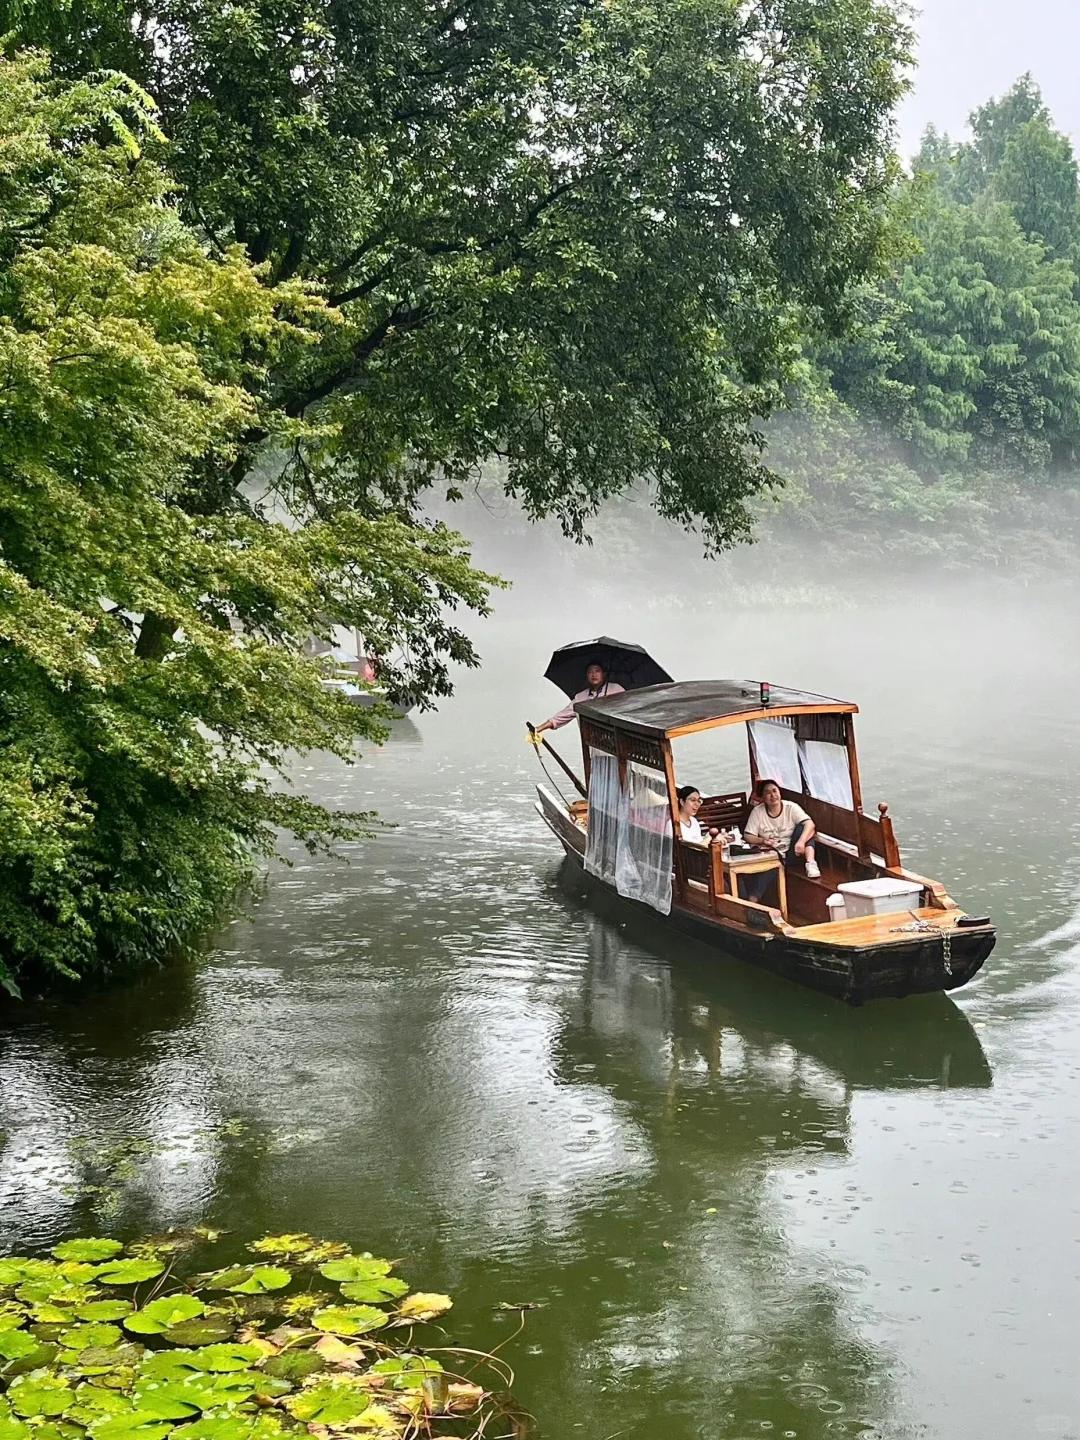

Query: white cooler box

[838,877,923,919]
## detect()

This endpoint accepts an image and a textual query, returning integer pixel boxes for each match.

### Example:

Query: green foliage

[0,1233,505,1440]
[124,1300,205,1338]
[4,0,910,552]
[202,1270,290,1297]
[310,1306,388,1338]
[0,1,912,990]
[0,50,496,996]
[52,1245,123,1266]
[769,74,1080,548]
[94,1263,165,1289]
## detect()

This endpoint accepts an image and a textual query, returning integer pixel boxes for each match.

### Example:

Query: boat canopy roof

[575,680,858,740]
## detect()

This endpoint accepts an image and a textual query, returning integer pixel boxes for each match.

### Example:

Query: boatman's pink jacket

[545,682,626,730]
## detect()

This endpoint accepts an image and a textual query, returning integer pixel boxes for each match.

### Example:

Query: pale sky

[897,0,1080,155]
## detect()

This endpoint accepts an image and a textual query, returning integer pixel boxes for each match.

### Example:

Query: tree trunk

[135,611,176,660]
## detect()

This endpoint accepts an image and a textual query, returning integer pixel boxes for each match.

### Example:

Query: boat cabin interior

[571,680,957,938]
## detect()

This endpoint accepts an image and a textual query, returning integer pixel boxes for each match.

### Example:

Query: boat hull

[536,788,994,1005]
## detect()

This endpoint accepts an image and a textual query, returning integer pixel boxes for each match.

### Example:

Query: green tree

[0,0,914,990]
[0,50,494,995]
[922,77,1080,258]
[810,173,1080,478]
[952,74,1049,201]
[990,117,1080,258]
[3,0,912,549]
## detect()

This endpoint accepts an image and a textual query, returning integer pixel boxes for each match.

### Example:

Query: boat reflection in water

[521,863,993,1438]
[551,857,993,1099]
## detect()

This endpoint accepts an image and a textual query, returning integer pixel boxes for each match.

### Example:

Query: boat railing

[697,790,749,833]
[677,838,789,934]
[778,788,900,867]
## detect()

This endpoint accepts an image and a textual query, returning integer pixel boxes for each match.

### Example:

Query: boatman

[533,661,625,736]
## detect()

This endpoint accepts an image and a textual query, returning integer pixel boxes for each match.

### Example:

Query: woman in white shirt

[676,785,707,844]
[745,778,820,879]
[677,785,728,849]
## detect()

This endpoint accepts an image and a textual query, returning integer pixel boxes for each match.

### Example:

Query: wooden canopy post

[844,716,870,859]
[746,723,759,799]
[661,738,687,903]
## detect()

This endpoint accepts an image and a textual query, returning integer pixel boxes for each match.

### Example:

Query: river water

[3,542,1080,1439]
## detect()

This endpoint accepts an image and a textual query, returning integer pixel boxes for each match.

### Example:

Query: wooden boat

[533,680,995,1004]
[305,630,415,714]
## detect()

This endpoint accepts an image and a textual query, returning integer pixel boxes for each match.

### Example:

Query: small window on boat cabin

[676,714,854,812]
[675,722,755,801]
[583,748,621,886]
[748,718,801,792]
[748,715,854,809]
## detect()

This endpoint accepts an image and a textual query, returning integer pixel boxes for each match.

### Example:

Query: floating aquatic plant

[0,1234,527,1439]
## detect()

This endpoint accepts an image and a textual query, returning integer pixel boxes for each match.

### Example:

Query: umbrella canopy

[544,637,673,699]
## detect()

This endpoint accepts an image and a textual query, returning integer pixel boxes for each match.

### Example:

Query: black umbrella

[543,636,673,698]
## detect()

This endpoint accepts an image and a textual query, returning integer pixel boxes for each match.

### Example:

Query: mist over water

[3,500,1080,1440]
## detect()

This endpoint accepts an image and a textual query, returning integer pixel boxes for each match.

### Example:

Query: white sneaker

[805,859,821,879]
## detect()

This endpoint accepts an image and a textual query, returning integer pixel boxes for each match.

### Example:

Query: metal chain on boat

[888,916,953,977]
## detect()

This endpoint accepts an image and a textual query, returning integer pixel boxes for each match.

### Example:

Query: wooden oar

[526,721,587,798]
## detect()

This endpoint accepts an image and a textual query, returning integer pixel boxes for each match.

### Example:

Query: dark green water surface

[3,580,1080,1439]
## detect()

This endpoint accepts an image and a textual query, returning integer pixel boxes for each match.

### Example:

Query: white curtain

[749,720,801,792]
[798,739,853,808]
[584,750,621,885]
[615,762,673,916]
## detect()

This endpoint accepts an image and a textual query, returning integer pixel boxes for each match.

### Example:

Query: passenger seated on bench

[676,786,722,847]
[745,779,821,881]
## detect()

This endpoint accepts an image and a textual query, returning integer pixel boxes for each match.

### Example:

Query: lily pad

[311,1306,388,1337]
[1,1341,59,1379]
[87,1408,176,1440]
[245,1236,313,1259]
[124,1298,204,1337]
[57,1263,103,1284]
[284,1381,370,1426]
[138,1345,262,1382]
[279,1293,329,1319]
[353,1403,399,1432]
[395,1294,452,1322]
[134,1371,258,1418]
[0,1306,25,1330]
[311,1334,364,1368]
[203,1268,290,1296]
[29,1305,79,1326]
[7,1373,74,1418]
[29,1425,86,1440]
[95,1261,166,1288]
[317,1259,392,1285]
[174,1416,283,1440]
[0,1414,30,1440]
[69,1345,145,1377]
[261,1351,325,1383]
[16,1281,94,1306]
[74,1303,134,1324]
[338,1278,408,1304]
[0,1332,38,1362]
[57,1324,123,1351]
[52,1242,124,1265]
[0,1261,48,1288]
[183,1343,264,1374]
[67,1385,131,1426]
[157,1319,234,1348]
[368,1355,444,1391]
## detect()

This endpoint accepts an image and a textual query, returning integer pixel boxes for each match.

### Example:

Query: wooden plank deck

[792,907,962,947]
